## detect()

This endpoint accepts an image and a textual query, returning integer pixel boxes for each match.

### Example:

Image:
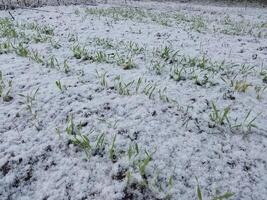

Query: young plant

[94,133,106,154]
[135,77,143,94]
[18,88,39,119]
[66,115,93,158]
[95,70,108,88]
[234,80,251,93]
[152,61,165,75]
[0,41,13,54]
[196,178,234,200]
[117,55,136,70]
[209,102,230,125]
[72,134,92,157]
[233,110,260,134]
[254,85,266,100]
[0,71,13,102]
[71,44,85,59]
[114,76,134,95]
[138,150,154,185]
[15,43,29,57]
[158,46,178,63]
[158,87,170,103]
[171,66,185,82]
[109,135,117,162]
[46,56,59,69]
[144,83,157,99]
[63,60,70,74]
[50,39,61,49]
[29,50,45,64]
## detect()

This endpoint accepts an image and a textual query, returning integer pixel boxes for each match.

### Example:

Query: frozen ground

[0,1,267,200]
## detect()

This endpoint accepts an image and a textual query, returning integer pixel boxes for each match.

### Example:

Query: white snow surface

[0,1,267,200]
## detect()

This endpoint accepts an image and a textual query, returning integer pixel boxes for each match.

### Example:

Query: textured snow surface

[0,1,267,200]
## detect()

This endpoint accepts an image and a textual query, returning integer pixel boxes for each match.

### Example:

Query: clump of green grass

[254,85,266,100]
[196,177,234,200]
[152,61,165,75]
[95,70,108,88]
[138,150,153,185]
[0,70,13,102]
[191,16,207,32]
[46,56,59,69]
[234,80,251,93]
[117,57,136,70]
[66,115,92,157]
[63,60,70,74]
[14,43,29,57]
[0,41,13,54]
[109,135,117,163]
[114,76,134,95]
[20,21,54,36]
[71,44,85,59]
[170,66,186,82]
[232,110,260,134]
[18,88,39,119]
[50,39,61,49]
[94,51,108,63]
[0,18,17,38]
[29,50,45,64]
[143,82,157,99]
[159,46,178,62]
[209,101,230,125]
[55,80,67,93]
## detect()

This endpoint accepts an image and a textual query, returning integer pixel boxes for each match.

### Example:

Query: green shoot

[210,102,230,125]
[109,135,117,162]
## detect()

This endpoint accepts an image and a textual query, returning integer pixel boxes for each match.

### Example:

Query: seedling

[18,88,39,119]
[116,55,136,70]
[0,71,13,102]
[94,133,105,153]
[209,102,230,125]
[109,135,117,162]
[161,46,172,61]
[158,87,170,103]
[234,80,251,93]
[114,76,134,95]
[71,44,86,59]
[15,43,29,57]
[94,37,114,49]
[55,80,65,92]
[128,143,140,161]
[152,61,165,75]
[0,18,17,38]
[63,60,70,73]
[95,70,108,88]
[196,178,234,200]
[66,115,94,158]
[254,85,266,100]
[144,83,157,99]
[135,77,143,94]
[50,39,61,49]
[233,110,260,134]
[138,150,154,185]
[127,41,144,55]
[46,56,59,69]
[171,66,185,82]
[191,16,206,32]
[29,50,45,64]
[0,41,13,54]
[94,51,108,63]
[73,134,91,157]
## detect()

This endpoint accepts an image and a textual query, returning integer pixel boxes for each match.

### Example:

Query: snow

[0,1,267,200]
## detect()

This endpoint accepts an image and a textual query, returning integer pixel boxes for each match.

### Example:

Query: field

[0,1,267,199]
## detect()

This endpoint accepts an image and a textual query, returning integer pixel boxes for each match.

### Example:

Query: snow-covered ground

[0,1,267,200]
